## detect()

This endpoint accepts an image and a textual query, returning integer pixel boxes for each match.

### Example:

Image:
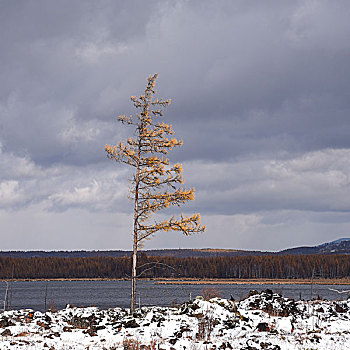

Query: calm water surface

[1,280,349,312]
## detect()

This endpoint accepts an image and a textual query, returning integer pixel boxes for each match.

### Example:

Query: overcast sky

[1,0,350,251]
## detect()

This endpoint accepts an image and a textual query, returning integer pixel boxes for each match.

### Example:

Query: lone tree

[105,74,205,312]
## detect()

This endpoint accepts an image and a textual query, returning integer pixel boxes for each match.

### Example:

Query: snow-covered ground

[1,289,350,349]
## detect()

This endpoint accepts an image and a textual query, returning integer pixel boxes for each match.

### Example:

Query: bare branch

[136,261,176,278]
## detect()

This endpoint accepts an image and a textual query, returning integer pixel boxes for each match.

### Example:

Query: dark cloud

[1,1,350,250]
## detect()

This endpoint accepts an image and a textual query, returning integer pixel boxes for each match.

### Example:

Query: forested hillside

[0,248,265,258]
[0,254,349,279]
[1,238,350,259]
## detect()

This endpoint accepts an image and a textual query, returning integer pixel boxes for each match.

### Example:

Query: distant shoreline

[155,278,350,285]
[2,277,350,285]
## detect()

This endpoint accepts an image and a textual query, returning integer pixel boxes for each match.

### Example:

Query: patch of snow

[0,290,350,349]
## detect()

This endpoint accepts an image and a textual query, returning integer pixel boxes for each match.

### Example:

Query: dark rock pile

[241,289,300,317]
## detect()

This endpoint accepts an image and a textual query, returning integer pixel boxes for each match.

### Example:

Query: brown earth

[3,277,350,284]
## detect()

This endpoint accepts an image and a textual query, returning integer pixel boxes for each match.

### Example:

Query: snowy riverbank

[1,289,350,349]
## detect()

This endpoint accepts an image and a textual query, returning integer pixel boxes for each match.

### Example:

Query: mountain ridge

[1,238,350,258]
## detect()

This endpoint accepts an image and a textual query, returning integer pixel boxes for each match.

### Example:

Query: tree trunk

[131,136,141,314]
[131,237,137,313]
[131,181,139,313]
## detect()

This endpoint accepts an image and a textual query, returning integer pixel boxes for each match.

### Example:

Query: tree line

[0,254,349,280]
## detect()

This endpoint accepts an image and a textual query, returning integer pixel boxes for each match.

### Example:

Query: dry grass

[5,277,350,284]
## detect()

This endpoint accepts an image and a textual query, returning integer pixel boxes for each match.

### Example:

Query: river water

[1,280,349,312]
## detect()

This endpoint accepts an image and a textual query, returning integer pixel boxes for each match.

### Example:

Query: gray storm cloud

[1,0,350,250]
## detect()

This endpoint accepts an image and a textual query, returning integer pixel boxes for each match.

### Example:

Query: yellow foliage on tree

[105,74,205,312]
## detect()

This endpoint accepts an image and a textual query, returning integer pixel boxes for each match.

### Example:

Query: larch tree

[105,74,205,313]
